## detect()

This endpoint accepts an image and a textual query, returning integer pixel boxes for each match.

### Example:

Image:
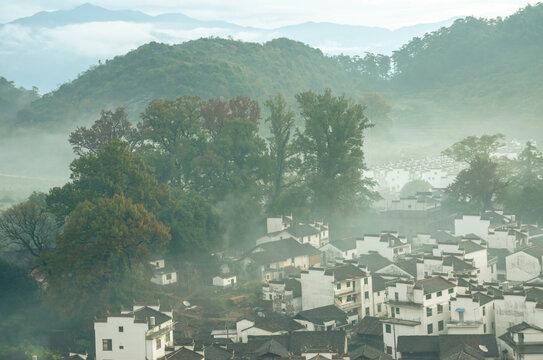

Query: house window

[427,324,433,334]
[119,346,124,350]
[395,307,400,315]
[385,324,391,333]
[364,278,368,285]
[484,324,487,333]
[156,262,160,267]
[425,294,432,300]
[395,292,399,301]
[102,339,112,351]
[377,291,380,296]
[347,295,352,302]
[166,273,172,280]
[337,283,341,290]
[365,291,369,299]
[386,346,392,354]
[377,304,382,312]
[437,304,443,314]
[365,307,370,315]
[437,291,442,297]
[339,297,343,303]
[438,320,444,331]
[156,338,161,350]
[269,294,272,300]
[347,281,351,287]
[482,306,486,316]
[427,307,432,317]
[448,288,453,294]
[118,326,124,332]
[166,332,170,342]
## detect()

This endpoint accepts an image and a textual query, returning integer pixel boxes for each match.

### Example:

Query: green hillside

[0,77,39,125]
[390,4,543,118]
[15,38,371,128]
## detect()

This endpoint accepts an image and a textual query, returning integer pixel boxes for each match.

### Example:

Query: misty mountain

[0,3,456,92]
[390,3,543,118]
[13,38,371,128]
[0,77,39,124]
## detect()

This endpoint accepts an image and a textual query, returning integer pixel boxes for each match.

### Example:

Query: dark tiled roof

[442,256,476,273]
[133,306,171,327]
[522,246,543,262]
[350,344,392,360]
[324,263,367,281]
[433,231,459,244]
[438,335,498,358]
[458,241,484,254]
[356,316,383,336]
[254,317,304,333]
[290,331,346,354]
[394,259,418,277]
[289,224,320,238]
[372,274,387,292]
[472,292,493,306]
[358,254,392,272]
[499,332,543,354]
[60,355,86,360]
[295,305,347,326]
[246,238,321,266]
[204,345,233,360]
[255,338,290,358]
[397,336,439,353]
[164,347,204,360]
[440,343,484,360]
[508,321,543,333]
[330,237,357,251]
[415,276,455,294]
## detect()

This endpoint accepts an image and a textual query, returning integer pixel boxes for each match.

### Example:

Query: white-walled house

[356,232,411,261]
[256,217,329,249]
[454,215,491,240]
[487,228,528,252]
[382,276,456,357]
[447,292,495,335]
[262,278,302,315]
[212,273,237,287]
[300,263,373,318]
[320,237,357,265]
[241,237,322,281]
[506,246,543,282]
[149,257,177,285]
[94,305,174,360]
[499,322,543,360]
[235,317,304,343]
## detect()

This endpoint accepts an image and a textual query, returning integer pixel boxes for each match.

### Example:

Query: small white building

[262,278,302,315]
[448,292,495,335]
[499,322,543,360]
[506,246,543,282]
[300,263,373,318]
[94,305,174,360]
[150,257,177,285]
[213,274,237,287]
[356,231,411,261]
[382,276,456,357]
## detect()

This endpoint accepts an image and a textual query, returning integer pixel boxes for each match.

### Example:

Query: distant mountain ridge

[0,3,457,92]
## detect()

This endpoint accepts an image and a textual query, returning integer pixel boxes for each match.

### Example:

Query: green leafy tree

[400,180,432,197]
[138,95,207,187]
[69,108,138,156]
[295,88,377,220]
[442,134,505,163]
[42,195,170,321]
[445,157,506,212]
[46,139,169,221]
[264,94,298,212]
[0,192,58,258]
[159,190,220,255]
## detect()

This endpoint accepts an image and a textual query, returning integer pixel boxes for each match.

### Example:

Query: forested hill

[0,77,39,121]
[391,3,543,116]
[14,38,371,127]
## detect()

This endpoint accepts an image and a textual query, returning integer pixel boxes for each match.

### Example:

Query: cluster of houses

[89,210,543,360]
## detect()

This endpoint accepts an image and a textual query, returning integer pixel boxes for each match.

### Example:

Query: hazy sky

[0,0,534,28]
